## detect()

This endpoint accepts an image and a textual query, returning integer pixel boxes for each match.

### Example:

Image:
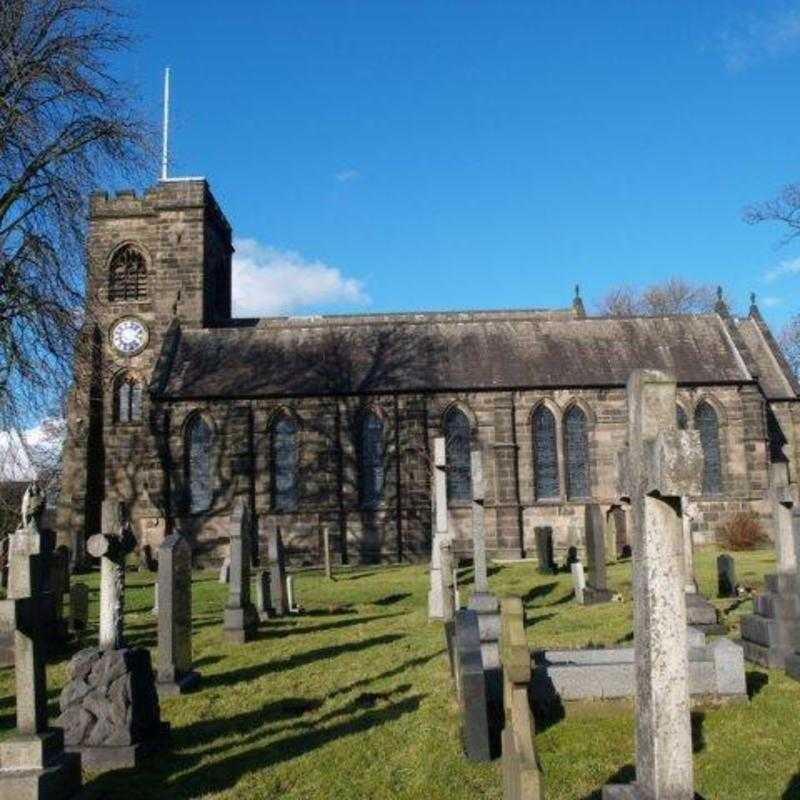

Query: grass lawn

[1,547,798,799]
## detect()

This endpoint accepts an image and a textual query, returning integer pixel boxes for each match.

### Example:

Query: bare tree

[596,277,726,317]
[743,183,800,245]
[0,0,150,435]
[779,316,800,378]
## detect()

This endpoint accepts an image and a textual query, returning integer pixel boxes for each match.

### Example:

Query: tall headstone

[323,525,334,580]
[717,554,737,598]
[533,527,555,575]
[218,555,230,584]
[500,597,544,800]
[428,437,453,620]
[440,537,456,624]
[682,498,724,634]
[0,510,82,799]
[741,462,800,668]
[253,569,273,620]
[286,575,301,613]
[268,525,289,616]
[583,504,613,604]
[86,500,136,650]
[603,370,702,800]
[156,532,199,696]
[570,560,586,605]
[222,502,259,644]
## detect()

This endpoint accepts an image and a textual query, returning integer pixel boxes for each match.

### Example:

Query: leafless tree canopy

[779,317,800,378]
[743,183,800,245]
[595,277,725,317]
[0,0,149,434]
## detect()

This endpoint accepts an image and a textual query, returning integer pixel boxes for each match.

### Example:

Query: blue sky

[113,1,800,328]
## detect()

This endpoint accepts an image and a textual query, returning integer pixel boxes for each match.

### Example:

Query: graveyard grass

[1,548,798,800]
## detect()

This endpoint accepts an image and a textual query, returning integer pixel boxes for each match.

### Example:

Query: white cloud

[717,7,800,72]
[0,420,64,482]
[761,295,783,308]
[764,256,800,283]
[335,169,360,183]
[232,238,370,317]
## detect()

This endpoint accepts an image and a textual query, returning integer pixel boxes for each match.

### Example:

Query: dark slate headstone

[268,527,289,616]
[534,527,555,575]
[453,609,492,762]
[584,504,614,604]
[717,554,736,598]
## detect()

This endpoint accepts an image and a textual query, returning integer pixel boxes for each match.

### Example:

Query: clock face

[110,317,149,356]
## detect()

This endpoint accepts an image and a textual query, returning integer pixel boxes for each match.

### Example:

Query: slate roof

[152,307,798,401]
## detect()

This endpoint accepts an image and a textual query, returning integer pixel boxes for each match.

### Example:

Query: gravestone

[466,447,502,737]
[156,532,199,696]
[69,583,89,636]
[452,608,492,762]
[286,575,301,613]
[603,369,702,800]
[268,525,289,616]
[428,437,454,620]
[533,527,555,575]
[741,462,800,668]
[59,500,168,770]
[570,560,586,605]
[218,555,230,584]
[717,554,737,598]
[0,503,82,799]
[500,597,543,800]
[253,569,273,620]
[440,537,456,624]
[583,504,613,604]
[682,498,725,634]
[222,502,259,644]
[322,525,334,580]
[44,544,70,645]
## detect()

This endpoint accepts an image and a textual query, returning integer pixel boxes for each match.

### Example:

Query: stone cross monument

[428,437,453,621]
[603,369,703,800]
[222,502,259,644]
[86,500,136,649]
[583,503,613,604]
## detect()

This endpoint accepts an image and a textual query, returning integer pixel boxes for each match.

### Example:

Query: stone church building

[57,178,800,565]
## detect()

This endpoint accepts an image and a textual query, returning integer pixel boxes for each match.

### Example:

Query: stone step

[740,638,793,669]
[740,614,800,649]
[753,592,800,620]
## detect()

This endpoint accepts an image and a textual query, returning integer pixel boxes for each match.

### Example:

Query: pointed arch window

[695,401,722,495]
[185,414,213,513]
[564,405,590,499]
[359,411,384,510]
[271,416,298,512]
[444,407,472,502]
[114,373,143,424]
[532,405,559,499]
[109,245,148,301]
[676,405,688,431]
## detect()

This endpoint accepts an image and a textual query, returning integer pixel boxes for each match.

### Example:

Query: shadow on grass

[783,773,800,799]
[302,606,357,617]
[202,634,405,689]
[522,582,557,605]
[328,650,443,700]
[257,612,404,639]
[691,711,705,754]
[372,593,411,607]
[579,764,635,799]
[746,670,769,700]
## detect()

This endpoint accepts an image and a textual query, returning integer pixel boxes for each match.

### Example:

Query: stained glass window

[695,401,722,495]
[533,405,559,499]
[445,407,472,502]
[186,414,213,513]
[272,416,298,512]
[109,246,148,301]
[564,405,590,499]
[360,412,384,509]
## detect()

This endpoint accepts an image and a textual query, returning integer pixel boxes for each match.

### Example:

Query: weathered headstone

[500,597,543,800]
[440,537,456,624]
[86,500,136,649]
[0,507,82,799]
[218,555,230,584]
[253,569,273,620]
[69,583,89,636]
[533,527,555,575]
[741,462,800,668]
[322,525,334,580]
[570,560,586,605]
[682,498,725,634]
[268,525,289,616]
[453,608,492,762]
[717,554,737,598]
[286,575,301,613]
[222,502,259,644]
[583,504,613,604]
[603,369,702,800]
[156,532,199,696]
[428,437,454,620]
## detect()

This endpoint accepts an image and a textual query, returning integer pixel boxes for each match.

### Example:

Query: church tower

[57,179,233,555]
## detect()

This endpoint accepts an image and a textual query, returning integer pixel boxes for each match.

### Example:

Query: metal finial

[575,284,580,299]
[717,286,723,301]
[750,291,757,306]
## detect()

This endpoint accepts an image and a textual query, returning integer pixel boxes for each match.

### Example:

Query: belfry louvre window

[185,415,213,513]
[271,417,298,512]
[359,412,384,509]
[109,246,148,301]
[676,405,688,431]
[532,405,559,499]
[695,401,722,495]
[564,406,590,499]
[444,408,472,502]
[114,373,142,424]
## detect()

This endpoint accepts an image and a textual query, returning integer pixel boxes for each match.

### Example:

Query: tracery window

[695,401,722,495]
[109,245,148,301]
[114,373,142,424]
[532,405,559,499]
[271,416,298,512]
[185,414,213,513]
[444,407,472,502]
[359,411,384,510]
[564,405,590,499]
[676,405,688,431]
